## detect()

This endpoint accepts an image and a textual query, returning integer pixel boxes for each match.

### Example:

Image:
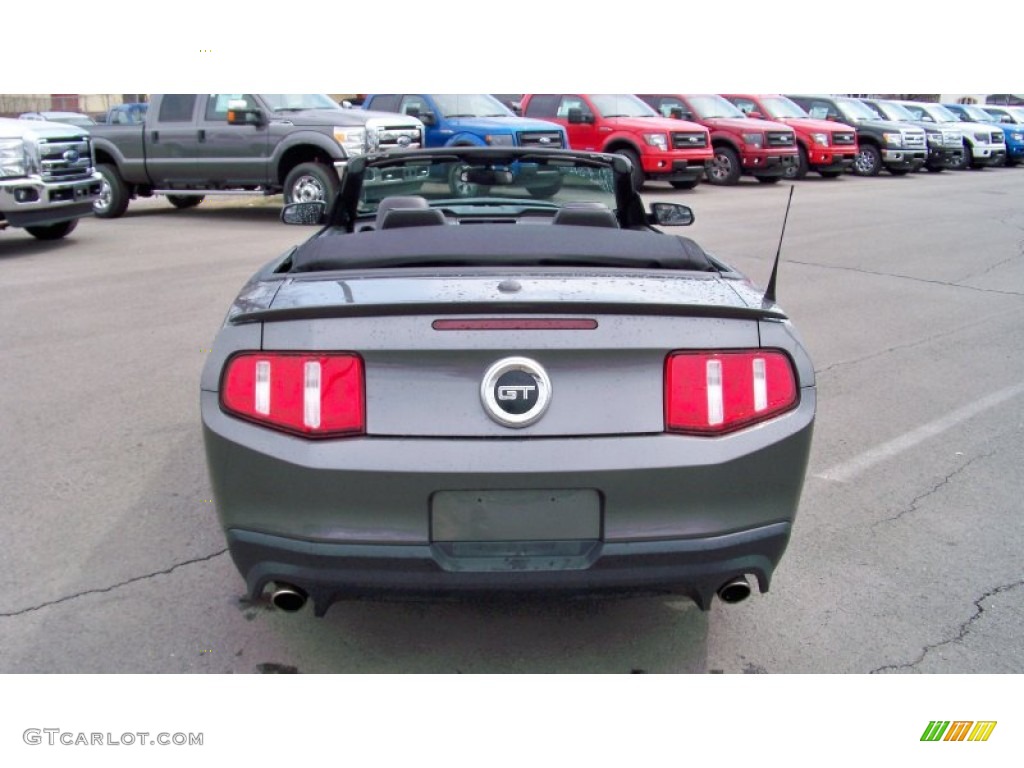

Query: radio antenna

[763,185,794,308]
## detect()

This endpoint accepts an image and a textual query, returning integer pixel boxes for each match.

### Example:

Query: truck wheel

[447,163,485,197]
[94,164,130,218]
[669,179,699,190]
[785,146,809,180]
[954,142,972,170]
[25,219,78,240]
[852,144,882,176]
[707,146,741,185]
[526,179,564,198]
[284,162,339,204]
[755,176,781,184]
[615,148,644,191]
[167,195,204,209]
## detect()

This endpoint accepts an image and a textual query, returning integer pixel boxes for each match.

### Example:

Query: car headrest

[374,196,429,228]
[378,207,448,230]
[552,203,620,228]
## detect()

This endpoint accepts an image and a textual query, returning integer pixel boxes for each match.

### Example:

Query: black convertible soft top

[289,225,717,273]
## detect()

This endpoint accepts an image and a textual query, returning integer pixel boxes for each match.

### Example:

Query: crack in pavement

[814,307,1022,376]
[787,259,1024,297]
[871,451,996,528]
[0,548,228,618]
[870,579,1024,674]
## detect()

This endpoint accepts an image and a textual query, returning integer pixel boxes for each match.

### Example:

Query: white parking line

[815,381,1024,483]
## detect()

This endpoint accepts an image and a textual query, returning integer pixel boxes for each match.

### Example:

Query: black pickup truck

[88,94,424,218]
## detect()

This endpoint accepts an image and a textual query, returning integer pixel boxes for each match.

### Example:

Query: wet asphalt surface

[1,165,1021,674]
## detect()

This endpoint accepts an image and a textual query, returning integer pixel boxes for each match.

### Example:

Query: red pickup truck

[519,94,712,190]
[722,94,858,179]
[637,94,798,185]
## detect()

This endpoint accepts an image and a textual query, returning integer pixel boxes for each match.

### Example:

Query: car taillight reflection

[221,352,365,437]
[665,350,797,435]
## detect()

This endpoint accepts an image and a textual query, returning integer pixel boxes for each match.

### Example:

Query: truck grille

[831,132,856,146]
[902,132,926,149]
[517,131,564,148]
[37,136,93,181]
[375,125,422,151]
[765,131,795,147]
[671,131,707,149]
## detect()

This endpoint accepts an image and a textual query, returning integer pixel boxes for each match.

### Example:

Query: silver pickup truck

[0,117,102,240]
[88,94,424,218]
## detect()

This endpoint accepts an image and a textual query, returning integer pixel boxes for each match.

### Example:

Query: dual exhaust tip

[717,575,752,604]
[270,583,308,613]
[269,576,751,612]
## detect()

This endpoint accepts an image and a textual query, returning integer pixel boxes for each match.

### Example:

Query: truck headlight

[1012,132,1023,142]
[485,134,515,146]
[811,133,829,146]
[0,138,29,178]
[973,132,989,143]
[741,132,764,148]
[882,132,902,147]
[643,133,668,151]
[333,127,367,156]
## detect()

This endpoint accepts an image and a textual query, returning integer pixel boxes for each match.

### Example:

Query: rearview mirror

[650,202,694,227]
[281,201,327,226]
[461,168,515,185]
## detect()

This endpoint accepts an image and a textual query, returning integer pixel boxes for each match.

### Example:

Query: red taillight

[665,350,798,435]
[220,352,364,438]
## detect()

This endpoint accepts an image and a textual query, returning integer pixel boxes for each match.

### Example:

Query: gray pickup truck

[1,117,102,240]
[88,94,424,218]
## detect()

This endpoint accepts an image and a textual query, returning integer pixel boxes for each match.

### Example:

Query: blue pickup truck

[361,94,568,195]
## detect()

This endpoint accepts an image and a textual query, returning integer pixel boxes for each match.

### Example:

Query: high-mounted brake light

[221,352,364,438]
[665,350,797,435]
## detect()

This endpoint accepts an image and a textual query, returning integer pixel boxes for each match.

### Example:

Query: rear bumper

[227,521,793,615]
[202,389,815,614]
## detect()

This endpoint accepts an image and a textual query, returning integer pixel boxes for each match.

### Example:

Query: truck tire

[615,148,644,191]
[25,219,78,240]
[93,163,130,218]
[167,195,204,209]
[669,179,700,190]
[707,146,741,185]
[953,142,971,170]
[785,145,809,180]
[852,144,882,176]
[284,162,339,204]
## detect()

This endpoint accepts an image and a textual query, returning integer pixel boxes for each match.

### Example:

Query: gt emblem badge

[481,357,551,428]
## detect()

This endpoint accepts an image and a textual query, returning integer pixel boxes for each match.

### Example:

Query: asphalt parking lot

[1,166,1022,674]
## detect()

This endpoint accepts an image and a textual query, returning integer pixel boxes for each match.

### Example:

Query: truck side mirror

[669,107,684,119]
[420,111,437,126]
[227,107,264,126]
[567,107,586,124]
[748,110,764,120]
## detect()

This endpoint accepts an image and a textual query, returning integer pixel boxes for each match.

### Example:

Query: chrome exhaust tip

[270,584,308,613]
[717,576,751,604]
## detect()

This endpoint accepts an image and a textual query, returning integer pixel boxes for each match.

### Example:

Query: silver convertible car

[200,147,815,617]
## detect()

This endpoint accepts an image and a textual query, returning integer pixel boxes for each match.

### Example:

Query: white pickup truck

[0,116,102,239]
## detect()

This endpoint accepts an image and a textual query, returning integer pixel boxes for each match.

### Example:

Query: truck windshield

[431,94,512,118]
[999,106,1024,123]
[954,105,993,122]
[874,102,916,121]
[685,95,745,119]
[261,94,340,112]
[589,95,659,118]
[759,96,807,119]
[836,98,880,122]
[929,105,959,122]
